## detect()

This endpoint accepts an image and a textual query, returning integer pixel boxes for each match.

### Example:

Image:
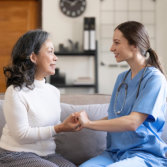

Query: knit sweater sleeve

[3,86,56,144]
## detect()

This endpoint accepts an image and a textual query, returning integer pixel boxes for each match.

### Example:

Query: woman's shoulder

[4,85,22,101]
[5,85,20,94]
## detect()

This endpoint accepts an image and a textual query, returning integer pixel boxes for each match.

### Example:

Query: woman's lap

[43,153,76,167]
[0,148,76,167]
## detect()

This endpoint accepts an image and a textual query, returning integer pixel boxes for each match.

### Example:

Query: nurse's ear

[30,52,38,64]
[130,45,138,54]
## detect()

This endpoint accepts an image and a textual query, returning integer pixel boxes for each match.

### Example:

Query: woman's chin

[50,71,55,75]
[50,70,55,75]
[46,70,55,76]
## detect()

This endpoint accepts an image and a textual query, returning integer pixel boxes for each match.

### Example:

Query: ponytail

[146,48,166,76]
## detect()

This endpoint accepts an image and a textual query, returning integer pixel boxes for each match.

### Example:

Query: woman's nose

[54,54,58,61]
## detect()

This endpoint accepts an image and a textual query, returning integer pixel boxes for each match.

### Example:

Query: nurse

[78,21,167,167]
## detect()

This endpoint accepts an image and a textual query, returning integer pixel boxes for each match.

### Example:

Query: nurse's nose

[110,44,115,52]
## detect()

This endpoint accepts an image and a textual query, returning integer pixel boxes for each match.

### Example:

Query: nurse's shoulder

[145,67,167,92]
[146,67,166,82]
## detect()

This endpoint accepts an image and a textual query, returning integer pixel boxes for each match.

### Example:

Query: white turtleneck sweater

[0,80,61,156]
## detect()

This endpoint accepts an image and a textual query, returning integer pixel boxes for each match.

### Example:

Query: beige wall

[42,0,100,51]
[156,0,167,70]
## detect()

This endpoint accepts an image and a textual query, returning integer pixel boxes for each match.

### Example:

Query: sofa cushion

[55,103,109,165]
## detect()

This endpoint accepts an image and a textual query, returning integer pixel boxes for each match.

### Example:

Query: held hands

[61,113,82,132]
[55,110,90,133]
[77,110,90,128]
[63,110,90,130]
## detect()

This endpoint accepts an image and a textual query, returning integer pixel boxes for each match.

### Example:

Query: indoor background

[0,0,167,95]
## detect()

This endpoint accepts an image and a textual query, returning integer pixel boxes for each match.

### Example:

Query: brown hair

[115,21,165,75]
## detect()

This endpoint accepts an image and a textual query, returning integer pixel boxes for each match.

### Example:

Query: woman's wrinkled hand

[61,113,82,132]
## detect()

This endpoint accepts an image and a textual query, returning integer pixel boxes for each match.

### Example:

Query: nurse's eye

[114,41,120,45]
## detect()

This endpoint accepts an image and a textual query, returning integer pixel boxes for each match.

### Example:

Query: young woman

[78,21,167,167]
[0,30,81,167]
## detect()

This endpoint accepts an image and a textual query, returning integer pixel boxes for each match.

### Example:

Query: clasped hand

[62,110,89,132]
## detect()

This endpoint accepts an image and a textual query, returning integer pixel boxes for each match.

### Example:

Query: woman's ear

[30,52,37,64]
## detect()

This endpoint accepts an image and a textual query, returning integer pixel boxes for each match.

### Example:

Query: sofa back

[60,94,111,105]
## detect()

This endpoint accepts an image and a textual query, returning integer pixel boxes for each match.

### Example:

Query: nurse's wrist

[84,120,93,128]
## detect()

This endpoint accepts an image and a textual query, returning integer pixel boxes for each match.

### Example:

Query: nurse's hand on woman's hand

[78,111,90,128]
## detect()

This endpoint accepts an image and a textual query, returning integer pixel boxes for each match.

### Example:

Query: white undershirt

[0,79,61,156]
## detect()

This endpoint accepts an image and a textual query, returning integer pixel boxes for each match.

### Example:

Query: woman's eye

[48,50,53,54]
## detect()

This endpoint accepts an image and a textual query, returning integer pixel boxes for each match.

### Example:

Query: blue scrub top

[107,67,167,161]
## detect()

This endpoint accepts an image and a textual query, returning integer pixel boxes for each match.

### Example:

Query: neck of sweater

[34,79,46,88]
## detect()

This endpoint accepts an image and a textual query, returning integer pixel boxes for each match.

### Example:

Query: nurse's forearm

[84,116,133,132]
[84,112,147,132]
